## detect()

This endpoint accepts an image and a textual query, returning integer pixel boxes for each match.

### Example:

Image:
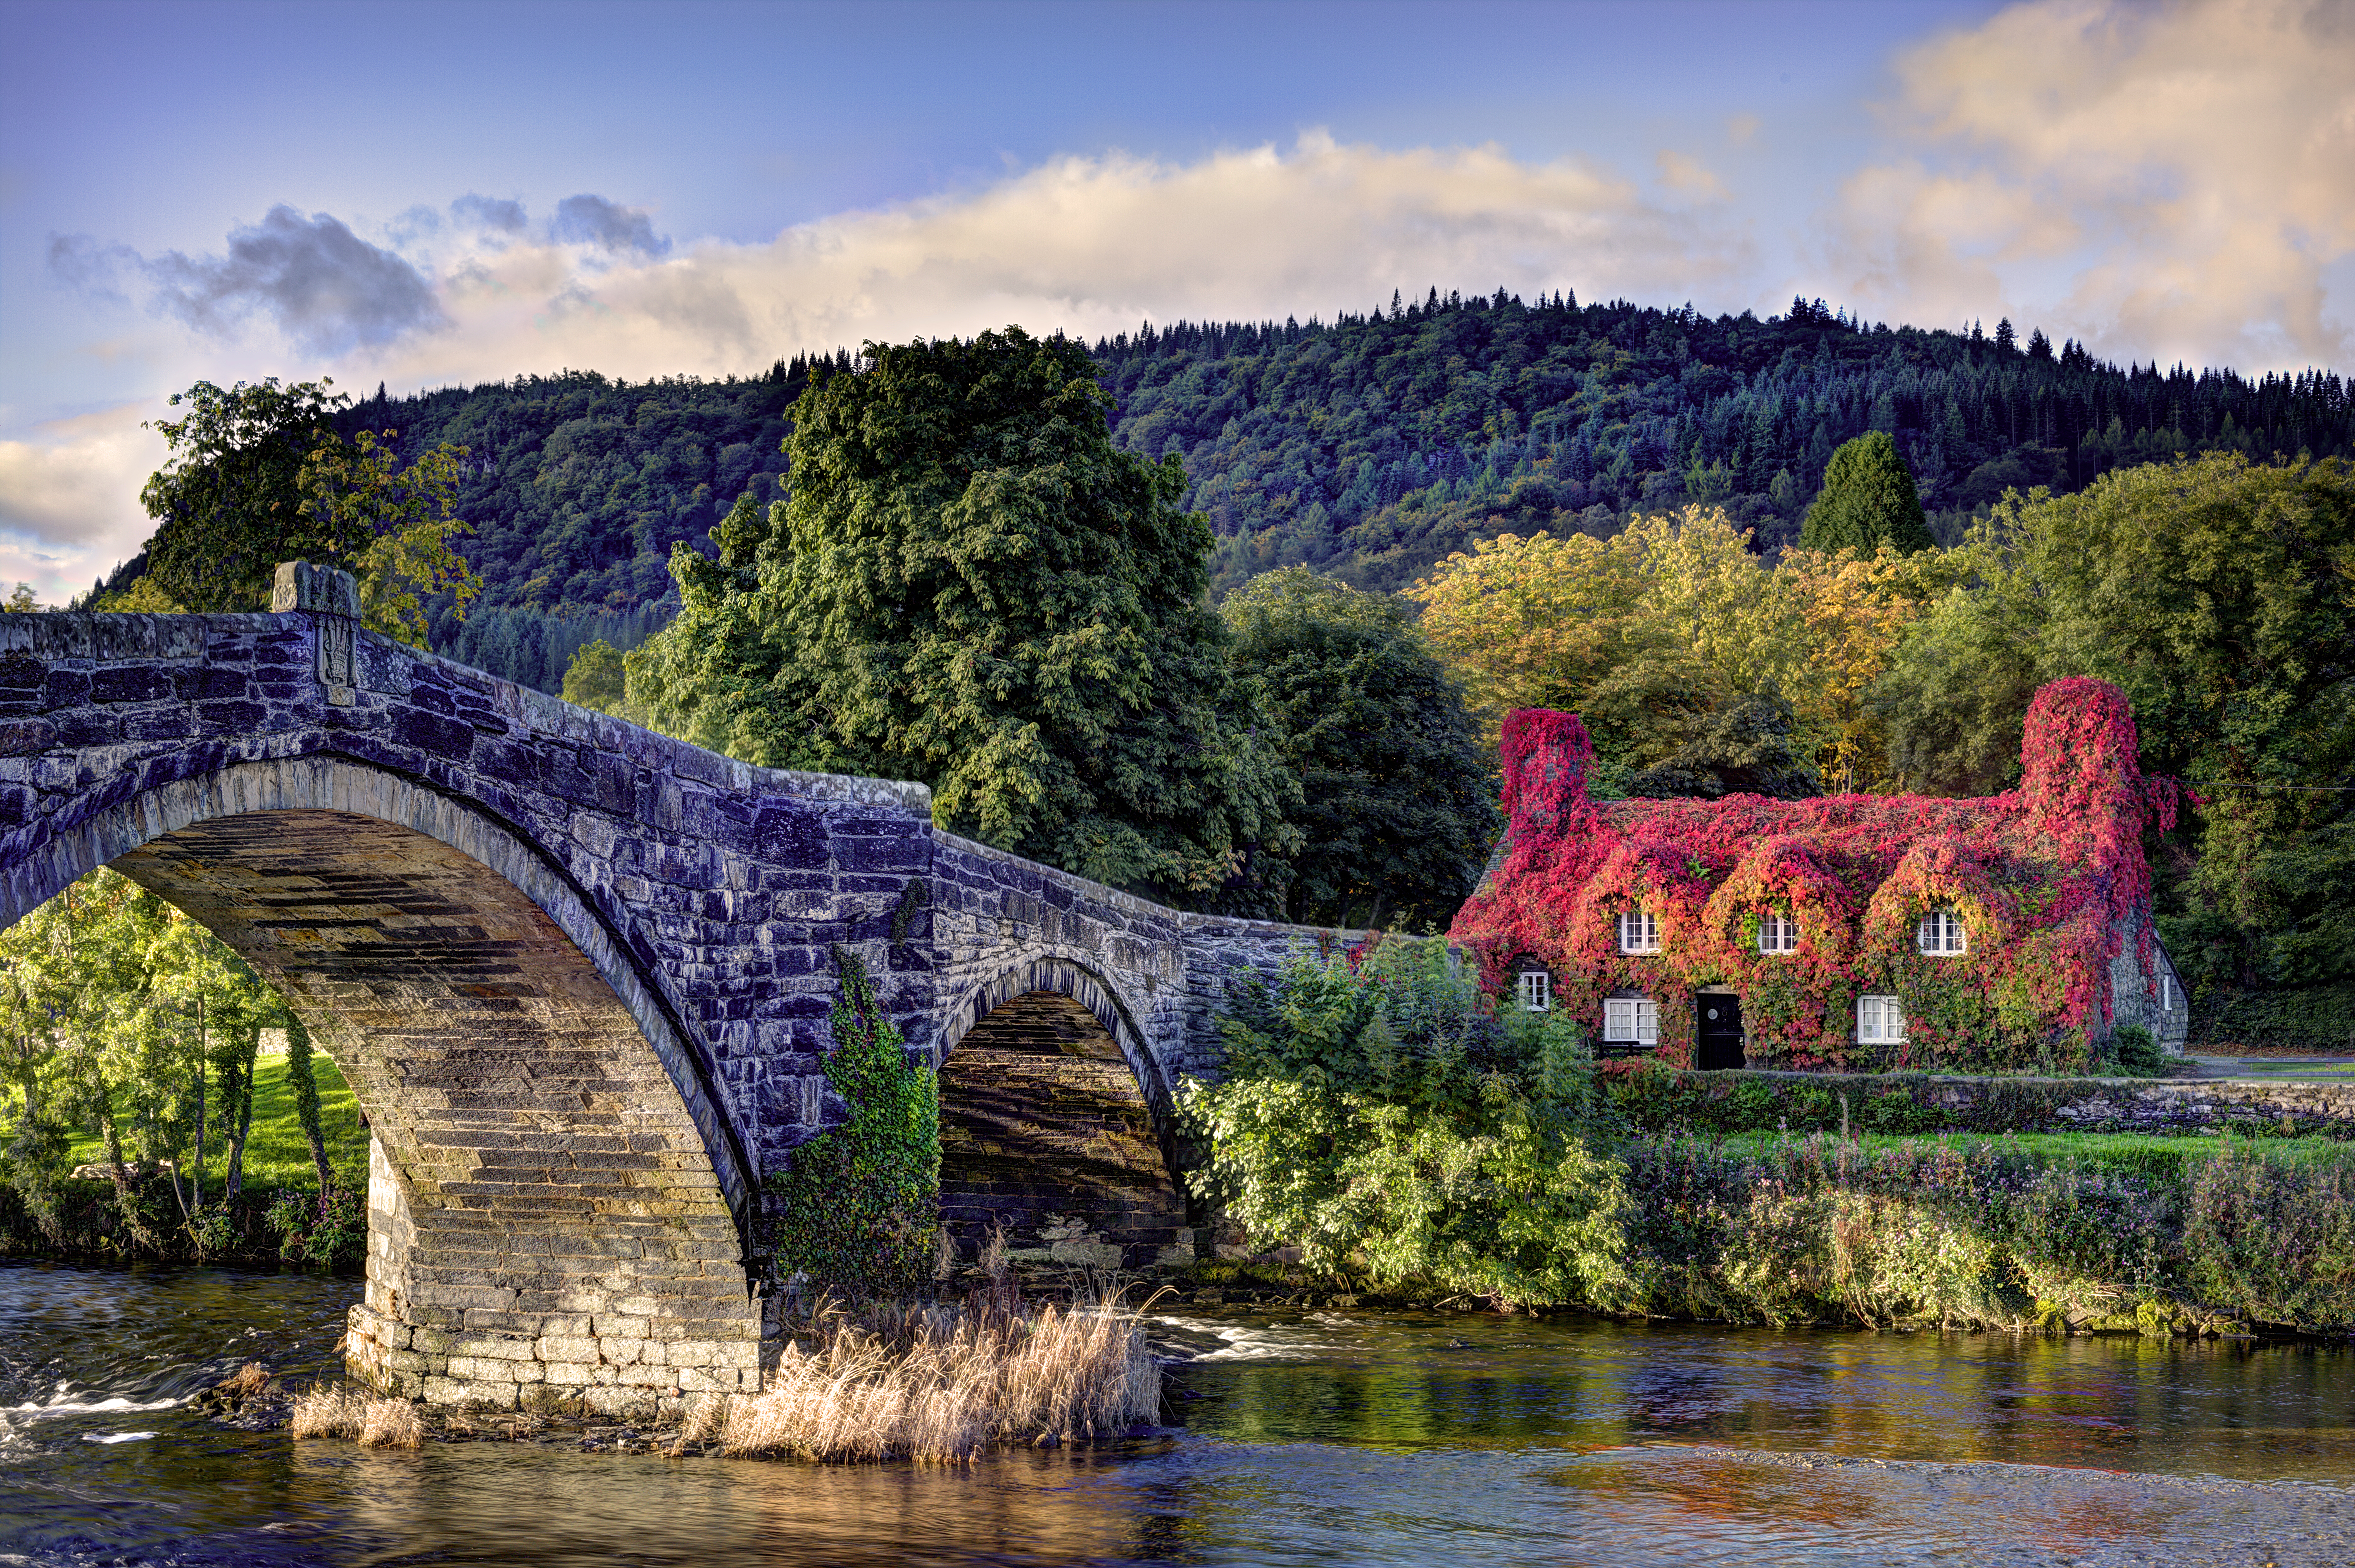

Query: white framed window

[1617,908,1661,954]
[2159,972,2176,1014]
[1603,997,1659,1045]
[1517,969,1552,1012]
[1917,908,1967,956]
[1758,909,1798,955]
[1858,994,1907,1045]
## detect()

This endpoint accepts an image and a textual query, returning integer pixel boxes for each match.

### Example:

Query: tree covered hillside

[1086,291,2355,595]
[106,294,2349,691]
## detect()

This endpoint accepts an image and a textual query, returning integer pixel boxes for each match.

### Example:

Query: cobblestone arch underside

[98,790,760,1415]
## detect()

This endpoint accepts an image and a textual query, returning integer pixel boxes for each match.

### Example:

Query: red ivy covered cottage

[1449,678,2192,1073]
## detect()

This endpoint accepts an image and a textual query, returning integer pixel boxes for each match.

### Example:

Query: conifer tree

[1800,432,1934,555]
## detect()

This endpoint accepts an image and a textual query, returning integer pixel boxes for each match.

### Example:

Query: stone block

[536,1335,602,1365]
[452,1334,540,1363]
[542,1361,601,1386]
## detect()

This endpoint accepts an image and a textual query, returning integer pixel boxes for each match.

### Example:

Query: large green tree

[1220,567,1500,930]
[1873,453,2355,1000]
[136,378,480,647]
[140,378,348,611]
[628,328,1297,904]
[1801,432,1934,555]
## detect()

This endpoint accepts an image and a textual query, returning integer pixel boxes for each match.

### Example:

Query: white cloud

[1833,0,2355,367]
[0,403,162,601]
[352,131,1749,388]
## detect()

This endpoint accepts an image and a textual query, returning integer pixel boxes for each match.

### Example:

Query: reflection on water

[3,1262,2350,1566]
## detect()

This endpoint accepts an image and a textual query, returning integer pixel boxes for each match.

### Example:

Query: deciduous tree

[1221,567,1501,930]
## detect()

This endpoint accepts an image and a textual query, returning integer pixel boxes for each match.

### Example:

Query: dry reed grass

[223,1360,268,1400]
[720,1286,1161,1462]
[288,1383,423,1449]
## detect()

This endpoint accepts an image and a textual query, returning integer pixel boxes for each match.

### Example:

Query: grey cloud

[46,233,138,301]
[138,206,443,355]
[454,193,528,234]
[553,194,669,257]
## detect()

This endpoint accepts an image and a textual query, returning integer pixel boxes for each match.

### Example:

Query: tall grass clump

[288,1383,423,1448]
[720,1287,1159,1462]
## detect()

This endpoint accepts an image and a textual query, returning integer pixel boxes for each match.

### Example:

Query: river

[3,1261,2350,1566]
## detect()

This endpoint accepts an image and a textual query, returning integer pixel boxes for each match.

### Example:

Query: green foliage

[2188,984,2355,1052]
[135,377,483,647]
[1622,691,1821,800]
[2112,1024,2165,1076]
[1183,939,1634,1309]
[138,304,2353,637]
[629,329,1300,906]
[767,948,939,1294]
[1800,432,1934,555]
[1625,1132,2355,1332]
[1219,567,1501,928]
[560,637,628,713]
[1874,454,2355,1003]
[140,378,349,611]
[0,870,354,1255]
[298,427,483,647]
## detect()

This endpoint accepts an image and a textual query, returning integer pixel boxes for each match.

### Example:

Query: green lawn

[1711,1126,2355,1178]
[46,1051,371,1189]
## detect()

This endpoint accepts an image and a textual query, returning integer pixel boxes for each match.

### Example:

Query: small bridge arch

[936,955,1192,1273]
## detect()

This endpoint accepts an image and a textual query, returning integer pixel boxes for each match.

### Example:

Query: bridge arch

[936,954,1194,1273]
[11,753,759,1412]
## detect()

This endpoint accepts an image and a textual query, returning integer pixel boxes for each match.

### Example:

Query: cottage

[1449,678,2191,1073]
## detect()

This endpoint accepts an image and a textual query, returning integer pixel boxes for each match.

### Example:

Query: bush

[767,947,940,1295]
[2112,1024,2165,1076]
[1182,938,1634,1309]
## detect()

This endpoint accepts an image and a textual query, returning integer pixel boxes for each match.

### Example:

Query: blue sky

[3,0,2350,599]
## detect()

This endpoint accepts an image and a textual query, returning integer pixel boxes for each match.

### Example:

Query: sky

[2,0,2350,602]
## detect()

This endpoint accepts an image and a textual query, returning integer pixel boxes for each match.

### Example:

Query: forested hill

[303,292,2351,687]
[1087,291,2355,594]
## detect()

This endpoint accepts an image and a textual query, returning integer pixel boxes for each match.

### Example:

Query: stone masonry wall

[1,580,1351,1406]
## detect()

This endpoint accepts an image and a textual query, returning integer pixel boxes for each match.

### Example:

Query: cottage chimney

[2018,677,2147,857]
[1499,708,1596,846]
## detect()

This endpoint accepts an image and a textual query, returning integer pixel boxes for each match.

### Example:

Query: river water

[4,1262,2351,1566]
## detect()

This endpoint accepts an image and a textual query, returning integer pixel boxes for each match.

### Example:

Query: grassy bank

[3,1052,368,1269]
[46,1051,371,1188]
[1616,1131,2355,1335]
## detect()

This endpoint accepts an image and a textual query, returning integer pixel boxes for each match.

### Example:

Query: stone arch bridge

[0,566,1327,1414]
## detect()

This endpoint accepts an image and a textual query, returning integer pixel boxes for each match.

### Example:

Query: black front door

[1696,995,1744,1069]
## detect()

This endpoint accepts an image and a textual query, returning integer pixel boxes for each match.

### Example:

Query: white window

[2159,972,2176,1014]
[1603,997,1658,1044]
[1858,994,1907,1045]
[1917,908,1967,956]
[1758,909,1798,955]
[1618,908,1661,954]
[1517,969,1552,1012]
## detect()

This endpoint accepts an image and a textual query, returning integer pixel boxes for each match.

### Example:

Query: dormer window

[1618,909,1660,954]
[1758,909,1798,955]
[1917,908,1967,956]
[1517,967,1552,1013]
[1858,994,1907,1045]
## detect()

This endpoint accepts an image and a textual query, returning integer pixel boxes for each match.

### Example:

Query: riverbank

[1178,1126,2355,1340]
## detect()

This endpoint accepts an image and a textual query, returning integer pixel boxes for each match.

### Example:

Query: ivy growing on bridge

[766,947,940,1295]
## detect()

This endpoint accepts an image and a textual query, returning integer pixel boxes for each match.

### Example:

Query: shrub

[2112,1024,2165,1076]
[1183,938,1634,1309]
[768,947,940,1295]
